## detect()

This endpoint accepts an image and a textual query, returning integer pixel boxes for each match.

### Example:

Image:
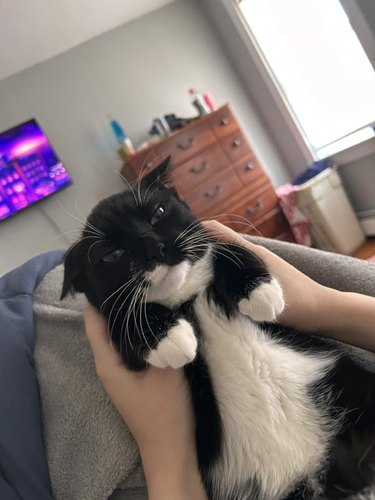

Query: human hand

[203,220,326,333]
[84,305,207,500]
[203,220,375,352]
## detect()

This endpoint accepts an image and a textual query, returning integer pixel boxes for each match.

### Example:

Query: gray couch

[32,238,375,500]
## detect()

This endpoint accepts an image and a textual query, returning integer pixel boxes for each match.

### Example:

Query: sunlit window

[237,0,375,158]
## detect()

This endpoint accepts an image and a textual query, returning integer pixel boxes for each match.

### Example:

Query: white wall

[0,0,291,276]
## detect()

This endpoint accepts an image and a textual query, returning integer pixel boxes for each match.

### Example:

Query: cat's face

[61,157,210,312]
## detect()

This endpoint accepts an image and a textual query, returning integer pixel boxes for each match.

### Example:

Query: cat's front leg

[146,317,197,369]
[109,303,198,370]
[212,242,285,322]
[238,277,285,322]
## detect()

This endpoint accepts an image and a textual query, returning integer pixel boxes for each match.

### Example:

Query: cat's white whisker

[120,295,135,352]
[142,283,159,347]
[136,279,153,353]
[100,273,141,312]
[129,278,150,352]
[109,279,140,345]
[178,230,211,247]
[212,218,261,237]
[180,234,210,247]
[117,171,140,208]
[175,219,206,243]
[215,243,243,266]
[122,278,149,351]
[64,235,103,260]
[59,203,87,227]
[178,212,262,243]
[48,228,102,246]
[116,281,142,351]
[73,201,105,238]
[87,239,106,263]
[136,156,156,207]
[142,176,161,207]
[61,203,105,238]
[119,287,138,354]
[182,240,242,270]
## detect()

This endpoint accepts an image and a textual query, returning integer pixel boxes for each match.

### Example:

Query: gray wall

[0,0,291,276]
[340,155,375,216]
[357,0,375,41]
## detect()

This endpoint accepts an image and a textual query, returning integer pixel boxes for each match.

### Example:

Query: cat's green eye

[102,248,125,263]
[151,204,165,225]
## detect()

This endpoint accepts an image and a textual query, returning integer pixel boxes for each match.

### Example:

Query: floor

[352,238,375,260]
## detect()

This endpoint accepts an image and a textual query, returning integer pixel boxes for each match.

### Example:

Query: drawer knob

[233,138,241,147]
[204,184,222,199]
[245,161,255,171]
[190,161,208,175]
[177,137,194,150]
[220,117,229,126]
[246,199,264,215]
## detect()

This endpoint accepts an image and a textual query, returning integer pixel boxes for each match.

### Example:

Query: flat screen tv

[0,119,71,221]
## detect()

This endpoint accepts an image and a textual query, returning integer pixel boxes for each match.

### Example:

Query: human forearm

[84,307,207,500]
[141,442,207,500]
[310,287,375,353]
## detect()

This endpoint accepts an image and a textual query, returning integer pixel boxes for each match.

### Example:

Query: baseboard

[359,214,375,236]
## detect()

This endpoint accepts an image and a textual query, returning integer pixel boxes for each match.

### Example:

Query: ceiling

[0,0,175,81]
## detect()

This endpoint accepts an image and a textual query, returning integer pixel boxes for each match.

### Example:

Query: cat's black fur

[61,157,375,499]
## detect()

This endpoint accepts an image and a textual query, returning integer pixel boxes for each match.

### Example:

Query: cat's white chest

[194,295,335,500]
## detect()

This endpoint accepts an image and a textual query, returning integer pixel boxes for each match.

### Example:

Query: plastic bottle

[108,116,135,156]
[188,88,210,116]
[203,92,217,111]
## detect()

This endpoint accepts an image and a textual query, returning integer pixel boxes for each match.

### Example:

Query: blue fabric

[0,251,64,500]
[292,159,333,186]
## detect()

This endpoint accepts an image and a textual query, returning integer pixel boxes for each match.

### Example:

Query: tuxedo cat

[62,157,375,500]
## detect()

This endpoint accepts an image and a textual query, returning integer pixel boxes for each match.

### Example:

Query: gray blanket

[33,238,375,500]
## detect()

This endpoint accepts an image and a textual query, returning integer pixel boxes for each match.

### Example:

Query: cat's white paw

[238,278,285,322]
[146,319,197,369]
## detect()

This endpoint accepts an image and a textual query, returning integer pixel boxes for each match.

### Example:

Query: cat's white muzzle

[146,261,191,302]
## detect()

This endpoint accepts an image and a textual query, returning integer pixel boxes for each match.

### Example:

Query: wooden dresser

[122,104,294,241]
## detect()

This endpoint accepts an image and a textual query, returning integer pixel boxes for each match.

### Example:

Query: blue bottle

[109,116,126,145]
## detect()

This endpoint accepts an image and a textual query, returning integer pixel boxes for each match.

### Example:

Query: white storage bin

[296,168,365,255]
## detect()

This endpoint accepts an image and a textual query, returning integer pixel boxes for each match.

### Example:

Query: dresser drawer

[248,209,290,238]
[173,145,228,194]
[224,185,279,231]
[209,106,238,140]
[125,148,169,177]
[158,121,216,166]
[221,131,253,163]
[185,169,242,216]
[233,155,266,187]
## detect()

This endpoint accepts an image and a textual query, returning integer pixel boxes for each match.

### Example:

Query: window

[237,0,375,159]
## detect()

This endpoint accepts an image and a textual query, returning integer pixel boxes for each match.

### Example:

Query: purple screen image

[0,119,71,221]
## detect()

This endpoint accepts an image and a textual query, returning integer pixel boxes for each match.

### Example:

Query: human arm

[84,306,207,500]
[203,220,375,353]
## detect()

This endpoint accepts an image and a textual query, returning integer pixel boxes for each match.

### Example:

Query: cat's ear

[142,156,173,189]
[60,241,87,299]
